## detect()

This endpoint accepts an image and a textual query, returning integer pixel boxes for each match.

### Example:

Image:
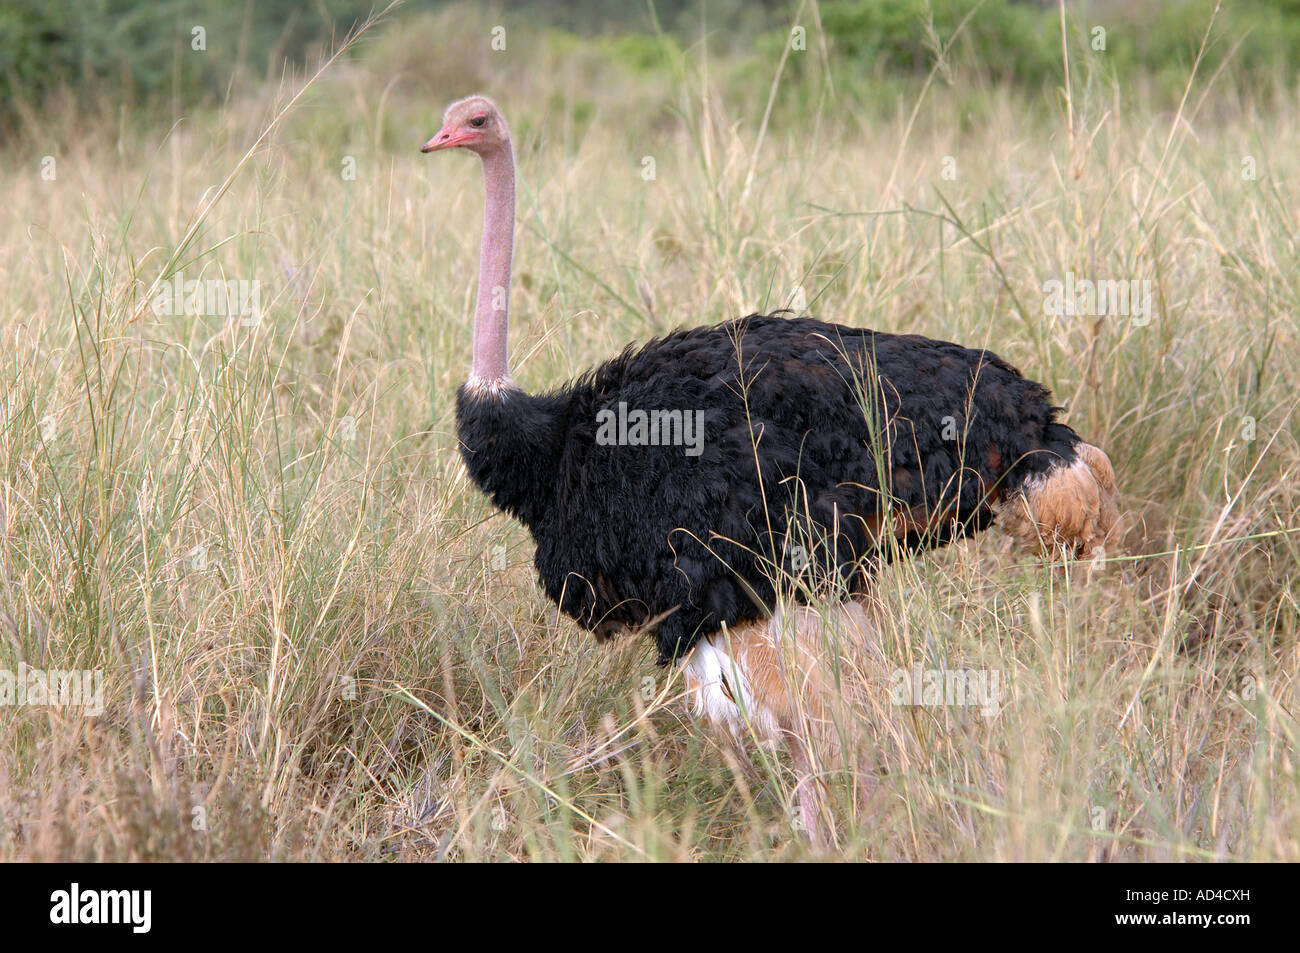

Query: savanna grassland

[0,1,1297,861]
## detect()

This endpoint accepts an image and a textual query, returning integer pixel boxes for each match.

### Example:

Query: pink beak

[421,124,475,153]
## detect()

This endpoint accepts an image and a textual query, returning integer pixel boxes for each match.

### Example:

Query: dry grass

[0,4,1296,861]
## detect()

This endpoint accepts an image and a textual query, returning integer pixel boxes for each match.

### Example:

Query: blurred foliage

[768,0,1300,96]
[0,0,378,128]
[818,0,1059,85]
[2,0,1300,133]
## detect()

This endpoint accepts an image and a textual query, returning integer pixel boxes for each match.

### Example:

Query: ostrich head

[421,95,516,391]
[421,95,511,155]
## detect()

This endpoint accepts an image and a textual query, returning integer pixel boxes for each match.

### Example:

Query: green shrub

[4,0,1300,133]
[818,0,1058,84]
[0,0,380,129]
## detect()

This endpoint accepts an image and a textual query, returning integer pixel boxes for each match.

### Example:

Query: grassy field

[0,2,1297,861]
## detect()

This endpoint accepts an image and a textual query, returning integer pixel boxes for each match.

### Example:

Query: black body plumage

[456,313,1083,663]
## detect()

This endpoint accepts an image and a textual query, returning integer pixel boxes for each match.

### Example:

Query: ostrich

[421,96,1120,842]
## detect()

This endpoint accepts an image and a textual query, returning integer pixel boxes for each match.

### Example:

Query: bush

[4,0,1300,133]
[810,0,1300,94]
[819,0,1057,85]
[0,0,379,129]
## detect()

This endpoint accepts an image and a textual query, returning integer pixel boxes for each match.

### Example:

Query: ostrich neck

[471,145,515,388]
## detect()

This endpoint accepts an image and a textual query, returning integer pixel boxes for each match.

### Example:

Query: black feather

[456,313,1082,664]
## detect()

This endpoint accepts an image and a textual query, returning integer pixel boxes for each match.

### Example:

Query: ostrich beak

[420,124,473,152]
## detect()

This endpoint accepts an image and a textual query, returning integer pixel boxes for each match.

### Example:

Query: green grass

[0,2,1296,861]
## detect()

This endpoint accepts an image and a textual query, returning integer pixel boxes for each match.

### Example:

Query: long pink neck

[471,144,515,387]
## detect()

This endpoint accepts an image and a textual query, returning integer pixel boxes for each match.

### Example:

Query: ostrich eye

[469,116,487,128]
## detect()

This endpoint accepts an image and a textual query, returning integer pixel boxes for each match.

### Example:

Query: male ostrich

[422,96,1119,841]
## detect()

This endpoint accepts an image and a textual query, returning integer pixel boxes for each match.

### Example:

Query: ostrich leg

[684,603,879,849]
